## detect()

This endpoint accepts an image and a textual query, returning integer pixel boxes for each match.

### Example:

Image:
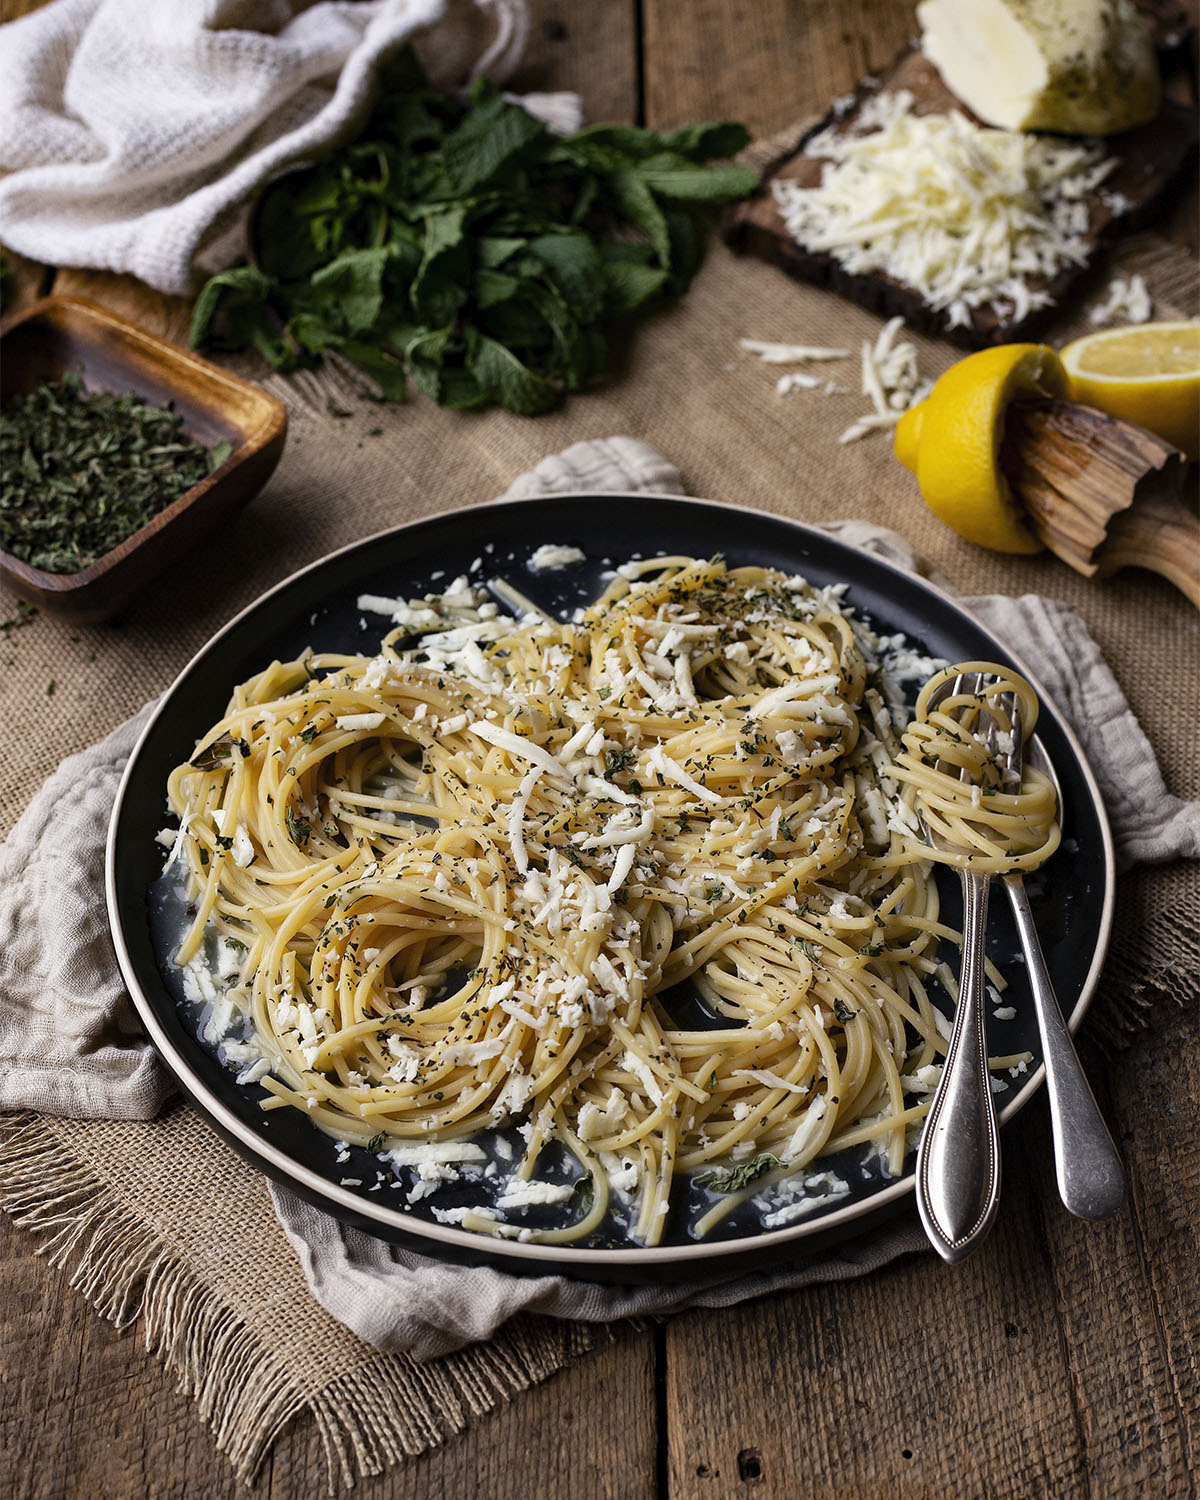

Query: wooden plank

[0,0,47,21]
[1,1194,658,1500]
[0,1209,247,1500]
[663,1131,1100,1500]
[1035,1023,1199,1495]
[1155,28,1200,252]
[512,0,639,124]
[661,1021,1197,1499]
[0,249,52,320]
[642,0,914,135]
[265,1330,659,1500]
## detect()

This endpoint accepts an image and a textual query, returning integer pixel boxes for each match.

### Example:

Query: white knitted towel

[0,0,576,294]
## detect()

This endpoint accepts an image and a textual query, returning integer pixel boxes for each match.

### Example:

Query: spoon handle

[916,869,1001,1261]
[1002,873,1126,1219]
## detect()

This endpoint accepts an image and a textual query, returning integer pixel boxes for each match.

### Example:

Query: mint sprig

[191,49,757,416]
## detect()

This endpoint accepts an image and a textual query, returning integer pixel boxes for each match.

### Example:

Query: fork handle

[916,869,1001,1261]
[1003,873,1126,1219]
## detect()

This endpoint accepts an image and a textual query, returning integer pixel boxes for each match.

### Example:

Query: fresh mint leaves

[191,50,757,415]
[694,1153,783,1195]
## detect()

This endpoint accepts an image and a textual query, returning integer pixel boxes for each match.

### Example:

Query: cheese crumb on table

[740,319,928,441]
[738,339,852,363]
[1088,274,1152,326]
[840,316,931,444]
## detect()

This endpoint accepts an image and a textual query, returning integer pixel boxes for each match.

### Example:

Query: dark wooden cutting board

[722,43,1199,348]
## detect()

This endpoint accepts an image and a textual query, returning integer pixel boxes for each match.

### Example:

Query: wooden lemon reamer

[1003,398,1199,609]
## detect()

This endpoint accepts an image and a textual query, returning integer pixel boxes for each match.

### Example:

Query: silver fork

[983,695,1126,1220]
[915,671,1002,1262]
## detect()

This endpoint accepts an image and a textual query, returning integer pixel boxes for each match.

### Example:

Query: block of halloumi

[917,0,1161,135]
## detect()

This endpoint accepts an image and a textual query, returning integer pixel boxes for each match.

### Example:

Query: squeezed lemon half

[894,344,1066,553]
[1060,322,1200,458]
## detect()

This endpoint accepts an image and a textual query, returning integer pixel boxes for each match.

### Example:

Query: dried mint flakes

[0,372,232,574]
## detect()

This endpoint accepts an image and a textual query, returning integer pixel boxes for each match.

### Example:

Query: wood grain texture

[0,248,52,319]
[0,1206,249,1500]
[721,46,1200,348]
[1007,399,1196,603]
[0,296,287,623]
[509,0,639,124]
[1,1195,658,1500]
[642,0,914,134]
[322,1330,659,1500]
[664,1025,1198,1500]
[47,271,194,349]
[0,0,45,21]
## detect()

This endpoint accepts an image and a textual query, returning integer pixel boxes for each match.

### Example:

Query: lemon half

[1061,322,1200,458]
[895,344,1067,553]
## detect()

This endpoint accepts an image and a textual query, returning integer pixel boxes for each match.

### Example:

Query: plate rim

[106,490,1116,1272]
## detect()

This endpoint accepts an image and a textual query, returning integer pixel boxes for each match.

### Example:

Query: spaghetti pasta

[888,663,1061,874]
[160,558,1048,1245]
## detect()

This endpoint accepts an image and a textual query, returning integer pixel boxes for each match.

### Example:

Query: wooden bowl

[0,296,287,624]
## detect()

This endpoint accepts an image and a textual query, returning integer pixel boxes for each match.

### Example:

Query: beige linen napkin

[1,434,1197,1362]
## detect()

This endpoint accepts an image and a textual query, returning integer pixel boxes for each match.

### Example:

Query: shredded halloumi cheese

[772,90,1114,331]
[1088,273,1152,326]
[840,317,930,444]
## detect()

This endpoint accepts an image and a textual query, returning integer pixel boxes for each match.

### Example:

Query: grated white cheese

[646,745,722,805]
[1088,273,1152,326]
[470,720,567,781]
[607,841,639,893]
[776,371,822,395]
[507,765,542,878]
[599,1152,639,1194]
[773,90,1114,331]
[781,1094,828,1161]
[581,807,655,850]
[739,339,852,363]
[528,543,586,572]
[235,1057,272,1086]
[496,1178,575,1209]
[761,1177,850,1228]
[902,1064,943,1093]
[840,317,930,444]
[431,1204,498,1226]
[336,712,388,731]
[211,808,255,868]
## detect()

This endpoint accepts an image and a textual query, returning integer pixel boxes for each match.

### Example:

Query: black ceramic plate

[107,494,1114,1283]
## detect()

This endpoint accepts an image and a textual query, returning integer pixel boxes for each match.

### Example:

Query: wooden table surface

[2,3,1197,1497]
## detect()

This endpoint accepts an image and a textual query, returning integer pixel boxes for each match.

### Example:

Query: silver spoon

[990,704,1126,1220]
[914,671,1002,1263]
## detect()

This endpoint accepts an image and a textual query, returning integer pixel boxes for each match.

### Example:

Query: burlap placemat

[1,195,1196,1487]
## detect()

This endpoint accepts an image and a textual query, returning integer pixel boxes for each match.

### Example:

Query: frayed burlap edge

[0,1112,597,1492]
[1088,870,1200,1054]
